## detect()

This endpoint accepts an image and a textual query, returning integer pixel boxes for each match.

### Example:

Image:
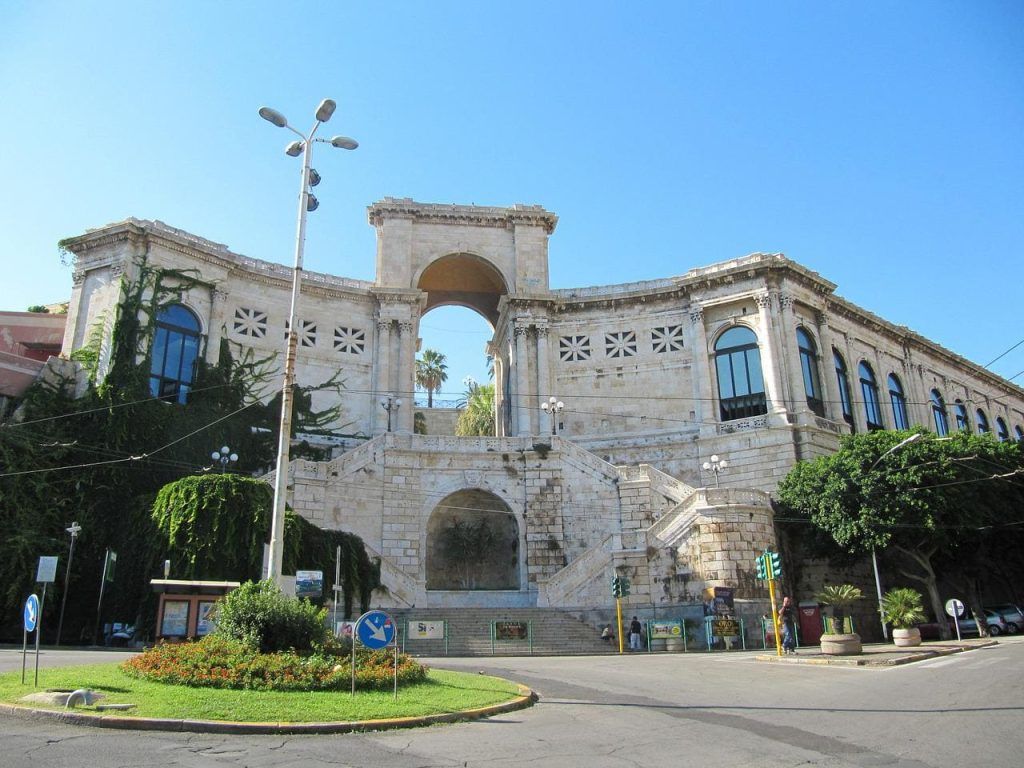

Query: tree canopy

[456,382,495,437]
[776,429,1024,637]
[415,349,448,408]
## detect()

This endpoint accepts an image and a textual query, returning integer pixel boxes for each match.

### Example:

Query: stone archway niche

[426,489,519,590]
[416,252,507,326]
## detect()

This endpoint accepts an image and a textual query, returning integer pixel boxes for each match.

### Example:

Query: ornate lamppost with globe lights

[702,454,728,488]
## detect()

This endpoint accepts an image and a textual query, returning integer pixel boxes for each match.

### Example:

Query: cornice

[367,197,558,234]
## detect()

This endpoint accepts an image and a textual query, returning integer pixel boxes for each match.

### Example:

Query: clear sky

[2,2,1022,398]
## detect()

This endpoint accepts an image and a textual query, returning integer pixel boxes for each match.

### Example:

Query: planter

[892,627,922,648]
[819,633,862,656]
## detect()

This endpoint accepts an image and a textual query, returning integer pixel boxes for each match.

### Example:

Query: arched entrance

[416,252,508,325]
[426,489,519,590]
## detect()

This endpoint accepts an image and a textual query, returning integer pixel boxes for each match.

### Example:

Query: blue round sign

[355,610,395,649]
[24,594,40,633]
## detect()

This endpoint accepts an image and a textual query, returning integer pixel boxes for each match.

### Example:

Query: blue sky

[2,2,1022,397]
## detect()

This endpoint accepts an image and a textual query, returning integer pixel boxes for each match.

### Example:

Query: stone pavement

[754,637,998,666]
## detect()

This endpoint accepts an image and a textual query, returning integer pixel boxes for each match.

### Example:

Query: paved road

[2,639,1022,767]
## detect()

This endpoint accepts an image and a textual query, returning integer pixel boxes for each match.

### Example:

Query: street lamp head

[308,168,321,187]
[394,398,402,408]
[315,98,337,123]
[258,106,288,128]
[710,454,720,464]
[306,194,319,212]
[220,446,230,455]
[702,461,711,471]
[229,453,238,462]
[330,135,358,150]
[718,459,728,470]
[285,140,304,157]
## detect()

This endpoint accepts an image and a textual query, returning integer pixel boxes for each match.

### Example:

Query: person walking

[629,616,643,651]
[779,596,797,654]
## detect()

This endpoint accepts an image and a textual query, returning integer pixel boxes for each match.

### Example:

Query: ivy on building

[0,255,376,641]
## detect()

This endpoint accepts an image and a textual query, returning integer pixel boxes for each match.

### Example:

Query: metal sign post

[945,598,964,641]
[93,549,116,645]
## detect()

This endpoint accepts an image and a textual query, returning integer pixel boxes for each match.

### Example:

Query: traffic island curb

[0,684,537,735]
[754,640,998,667]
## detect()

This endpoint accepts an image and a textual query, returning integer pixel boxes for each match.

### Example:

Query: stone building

[57,199,1024,618]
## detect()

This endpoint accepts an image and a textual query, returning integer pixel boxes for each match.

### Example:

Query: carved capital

[514,324,530,338]
[535,325,549,338]
[815,310,829,327]
[109,263,126,279]
[398,321,414,334]
[778,293,794,312]
[689,308,704,325]
[755,293,773,310]
[72,270,86,287]
[376,318,393,333]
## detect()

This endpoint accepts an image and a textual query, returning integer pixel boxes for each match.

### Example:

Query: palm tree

[456,383,495,436]
[415,349,448,408]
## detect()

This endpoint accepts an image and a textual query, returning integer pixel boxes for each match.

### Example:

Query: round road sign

[945,598,965,618]
[355,610,395,649]
[24,594,40,633]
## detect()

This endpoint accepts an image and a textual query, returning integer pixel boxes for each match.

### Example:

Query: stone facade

[55,200,1024,612]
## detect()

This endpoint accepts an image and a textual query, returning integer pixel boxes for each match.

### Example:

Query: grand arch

[425,489,520,591]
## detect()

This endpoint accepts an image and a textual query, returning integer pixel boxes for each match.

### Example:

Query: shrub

[881,587,926,629]
[121,635,427,691]
[213,580,328,653]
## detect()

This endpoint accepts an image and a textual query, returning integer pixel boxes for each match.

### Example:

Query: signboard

[196,601,217,636]
[408,620,445,640]
[161,600,190,637]
[24,594,40,633]
[711,618,740,638]
[36,556,59,584]
[104,550,117,583]
[335,621,355,639]
[494,621,529,641]
[295,570,323,599]
[649,619,683,639]
[355,610,395,649]
[945,599,965,619]
[703,586,734,616]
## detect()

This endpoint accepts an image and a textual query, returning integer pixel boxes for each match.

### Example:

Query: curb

[0,684,537,735]
[754,640,998,667]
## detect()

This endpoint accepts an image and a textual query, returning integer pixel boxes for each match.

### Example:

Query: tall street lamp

[702,454,728,488]
[381,396,402,432]
[55,521,82,646]
[259,99,358,585]
[541,396,563,436]
[867,431,923,640]
[211,445,238,473]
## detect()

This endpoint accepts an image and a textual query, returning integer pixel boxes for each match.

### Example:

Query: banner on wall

[408,620,445,640]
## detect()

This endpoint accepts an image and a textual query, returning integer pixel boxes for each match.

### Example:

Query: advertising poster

[161,600,189,637]
[650,620,683,639]
[295,570,323,599]
[196,601,216,636]
[712,618,740,638]
[409,620,445,640]
[494,621,528,641]
[335,621,355,639]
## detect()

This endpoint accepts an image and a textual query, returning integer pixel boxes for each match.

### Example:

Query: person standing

[629,616,643,651]
[779,596,797,654]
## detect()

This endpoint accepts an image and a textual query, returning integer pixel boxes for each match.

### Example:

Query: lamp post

[211,445,238,473]
[541,396,563,436]
[55,521,82,646]
[260,99,358,586]
[868,432,923,640]
[381,396,402,432]
[702,454,728,488]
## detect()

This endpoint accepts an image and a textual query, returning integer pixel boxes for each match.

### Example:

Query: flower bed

[122,635,427,692]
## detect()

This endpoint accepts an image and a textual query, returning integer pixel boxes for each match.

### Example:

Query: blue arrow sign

[24,594,40,633]
[355,610,395,649]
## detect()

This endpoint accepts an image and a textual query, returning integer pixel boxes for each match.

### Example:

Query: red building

[0,310,67,402]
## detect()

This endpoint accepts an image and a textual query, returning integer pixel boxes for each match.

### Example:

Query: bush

[121,635,428,691]
[212,580,328,653]
[881,587,927,629]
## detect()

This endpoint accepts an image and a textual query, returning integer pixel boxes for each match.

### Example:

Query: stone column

[373,319,392,435]
[514,322,531,436]
[778,293,805,412]
[873,348,891,429]
[755,293,786,415]
[816,311,842,423]
[205,287,228,364]
[535,324,551,403]
[689,307,713,426]
[398,320,415,432]
[843,336,868,431]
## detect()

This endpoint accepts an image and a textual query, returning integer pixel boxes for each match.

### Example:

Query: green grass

[0,664,522,723]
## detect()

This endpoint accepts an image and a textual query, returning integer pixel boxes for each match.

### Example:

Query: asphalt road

[2,639,1022,768]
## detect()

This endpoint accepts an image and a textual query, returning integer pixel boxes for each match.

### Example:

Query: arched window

[1016,425,1024,442]
[714,326,767,421]
[931,390,949,436]
[976,409,990,434]
[149,304,201,404]
[887,373,908,430]
[954,400,970,432]
[834,350,854,430]
[996,417,1009,442]
[797,328,824,417]
[859,362,883,431]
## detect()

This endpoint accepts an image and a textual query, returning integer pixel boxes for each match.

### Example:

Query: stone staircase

[387,607,616,657]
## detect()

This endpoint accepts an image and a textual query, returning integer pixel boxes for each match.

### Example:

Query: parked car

[917,610,1007,639]
[985,604,1024,634]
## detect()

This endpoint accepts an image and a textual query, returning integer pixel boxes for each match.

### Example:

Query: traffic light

[611,576,622,598]
[756,553,767,580]
[620,578,631,597]
[769,551,782,579]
